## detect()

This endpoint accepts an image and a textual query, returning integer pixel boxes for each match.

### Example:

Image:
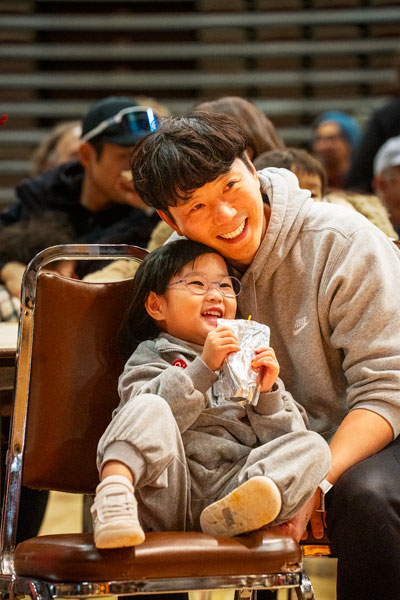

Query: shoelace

[97,493,136,519]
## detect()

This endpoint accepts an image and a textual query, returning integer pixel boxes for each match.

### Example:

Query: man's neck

[80,176,111,212]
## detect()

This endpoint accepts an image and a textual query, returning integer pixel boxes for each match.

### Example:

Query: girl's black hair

[119,239,226,360]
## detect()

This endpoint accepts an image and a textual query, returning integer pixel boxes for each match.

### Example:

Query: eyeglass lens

[184,273,241,297]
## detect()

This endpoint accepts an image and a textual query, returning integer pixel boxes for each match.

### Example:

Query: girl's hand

[251,347,280,392]
[201,325,240,371]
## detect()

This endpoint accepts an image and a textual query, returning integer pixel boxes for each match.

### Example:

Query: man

[373,134,400,238]
[129,113,400,600]
[0,96,160,296]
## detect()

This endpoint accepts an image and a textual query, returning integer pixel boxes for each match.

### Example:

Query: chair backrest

[23,273,134,493]
[1,245,147,555]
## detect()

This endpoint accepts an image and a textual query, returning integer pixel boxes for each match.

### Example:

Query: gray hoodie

[234,167,400,440]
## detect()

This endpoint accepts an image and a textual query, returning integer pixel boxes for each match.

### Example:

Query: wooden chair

[0,244,316,600]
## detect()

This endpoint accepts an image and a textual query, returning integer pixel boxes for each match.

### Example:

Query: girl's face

[146,253,238,346]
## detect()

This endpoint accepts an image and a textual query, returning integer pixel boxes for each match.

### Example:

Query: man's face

[86,142,145,208]
[312,121,351,170]
[159,158,267,265]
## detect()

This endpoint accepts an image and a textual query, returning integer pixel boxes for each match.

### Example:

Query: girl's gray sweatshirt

[235,167,400,441]
[118,332,309,465]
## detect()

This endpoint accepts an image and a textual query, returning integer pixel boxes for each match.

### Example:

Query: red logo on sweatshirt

[0,115,8,126]
[172,359,187,369]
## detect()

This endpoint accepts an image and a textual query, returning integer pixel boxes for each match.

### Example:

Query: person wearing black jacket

[0,96,160,295]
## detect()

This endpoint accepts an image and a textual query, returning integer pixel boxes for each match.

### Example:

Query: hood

[245,167,313,284]
[236,167,314,321]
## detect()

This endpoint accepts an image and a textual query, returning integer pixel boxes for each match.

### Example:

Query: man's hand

[267,489,322,542]
[0,261,26,298]
[251,346,280,392]
[201,325,240,371]
[119,171,148,210]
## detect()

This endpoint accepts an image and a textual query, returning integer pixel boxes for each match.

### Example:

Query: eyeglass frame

[167,271,242,298]
[81,106,159,143]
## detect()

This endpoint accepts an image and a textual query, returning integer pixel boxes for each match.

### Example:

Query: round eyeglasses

[167,272,242,298]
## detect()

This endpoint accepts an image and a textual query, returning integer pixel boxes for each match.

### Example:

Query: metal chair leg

[294,572,315,600]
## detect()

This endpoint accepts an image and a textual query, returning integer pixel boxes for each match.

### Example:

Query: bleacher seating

[1,0,400,206]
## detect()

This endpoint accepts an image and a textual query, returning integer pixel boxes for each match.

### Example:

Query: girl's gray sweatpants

[97,394,330,532]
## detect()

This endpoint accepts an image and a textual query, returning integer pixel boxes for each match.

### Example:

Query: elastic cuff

[101,441,146,486]
[185,356,218,394]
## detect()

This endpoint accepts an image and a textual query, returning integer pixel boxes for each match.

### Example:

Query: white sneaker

[91,475,145,548]
[200,476,282,537]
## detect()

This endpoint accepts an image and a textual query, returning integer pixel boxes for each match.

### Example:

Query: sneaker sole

[94,521,145,549]
[200,476,281,537]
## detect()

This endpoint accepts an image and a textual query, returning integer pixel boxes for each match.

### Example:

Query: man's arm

[327,407,393,485]
[299,408,394,541]
[269,409,394,542]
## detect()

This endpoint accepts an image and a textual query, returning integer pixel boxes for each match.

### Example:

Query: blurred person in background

[0,96,161,298]
[311,111,361,190]
[193,96,285,161]
[30,120,82,176]
[254,147,397,239]
[347,47,400,193]
[254,147,327,201]
[372,134,400,238]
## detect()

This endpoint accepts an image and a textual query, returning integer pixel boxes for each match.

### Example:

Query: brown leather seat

[0,245,314,600]
[15,531,301,582]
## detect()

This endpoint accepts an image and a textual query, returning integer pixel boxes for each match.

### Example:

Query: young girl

[91,239,330,549]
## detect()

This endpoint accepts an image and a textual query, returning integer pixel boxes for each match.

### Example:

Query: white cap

[373,134,400,176]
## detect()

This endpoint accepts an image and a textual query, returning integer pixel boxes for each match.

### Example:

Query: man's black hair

[130,112,251,215]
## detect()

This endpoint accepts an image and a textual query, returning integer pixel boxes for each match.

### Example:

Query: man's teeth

[220,221,245,240]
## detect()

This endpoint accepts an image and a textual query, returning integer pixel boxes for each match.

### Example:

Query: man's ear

[243,152,258,179]
[157,210,183,236]
[145,290,167,323]
[78,141,96,169]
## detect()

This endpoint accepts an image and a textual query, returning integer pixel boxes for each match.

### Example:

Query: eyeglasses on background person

[167,272,242,298]
[81,106,160,143]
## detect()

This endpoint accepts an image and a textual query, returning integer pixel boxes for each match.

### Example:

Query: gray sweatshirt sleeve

[118,343,218,432]
[325,228,400,437]
[247,378,309,443]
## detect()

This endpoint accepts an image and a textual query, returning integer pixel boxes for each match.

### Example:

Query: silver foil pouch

[217,318,270,406]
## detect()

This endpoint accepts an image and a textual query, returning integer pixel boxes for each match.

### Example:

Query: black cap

[81,96,145,146]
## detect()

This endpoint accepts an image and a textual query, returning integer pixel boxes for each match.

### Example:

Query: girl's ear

[145,291,167,323]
